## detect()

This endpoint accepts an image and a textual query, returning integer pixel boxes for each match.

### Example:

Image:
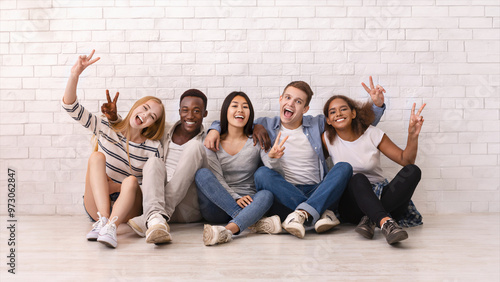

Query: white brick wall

[1,0,499,215]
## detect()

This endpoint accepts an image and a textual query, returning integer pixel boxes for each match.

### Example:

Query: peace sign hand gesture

[408,103,426,137]
[268,132,289,159]
[71,49,100,77]
[101,90,119,122]
[362,76,385,107]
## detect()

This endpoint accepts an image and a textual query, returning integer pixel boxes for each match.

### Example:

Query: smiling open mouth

[136,115,143,124]
[284,108,294,118]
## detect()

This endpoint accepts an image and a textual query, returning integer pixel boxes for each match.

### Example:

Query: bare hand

[253,124,271,152]
[362,76,385,107]
[268,132,288,159]
[101,90,119,121]
[408,103,426,137]
[71,49,100,76]
[204,130,220,152]
[236,195,253,208]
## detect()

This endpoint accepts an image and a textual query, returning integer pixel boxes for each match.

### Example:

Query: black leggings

[338,164,421,227]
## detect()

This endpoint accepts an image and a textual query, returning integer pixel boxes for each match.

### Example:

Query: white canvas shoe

[97,216,118,248]
[86,212,108,241]
[249,215,282,234]
[282,210,308,239]
[145,213,172,244]
[314,210,340,233]
[203,225,232,246]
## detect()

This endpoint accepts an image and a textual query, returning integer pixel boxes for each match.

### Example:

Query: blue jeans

[195,168,274,234]
[255,162,352,224]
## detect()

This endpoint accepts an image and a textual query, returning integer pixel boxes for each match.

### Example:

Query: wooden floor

[1,213,499,281]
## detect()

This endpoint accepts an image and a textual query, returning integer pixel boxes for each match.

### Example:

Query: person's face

[325,98,356,131]
[129,100,163,129]
[178,96,207,134]
[226,95,250,130]
[279,86,309,129]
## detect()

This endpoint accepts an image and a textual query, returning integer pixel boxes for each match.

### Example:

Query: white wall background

[0,0,498,216]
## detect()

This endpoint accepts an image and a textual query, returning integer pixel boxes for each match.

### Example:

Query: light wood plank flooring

[1,213,499,281]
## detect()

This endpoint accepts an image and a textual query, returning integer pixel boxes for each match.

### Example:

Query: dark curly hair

[323,95,375,144]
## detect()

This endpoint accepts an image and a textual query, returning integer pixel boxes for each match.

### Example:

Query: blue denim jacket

[209,104,385,181]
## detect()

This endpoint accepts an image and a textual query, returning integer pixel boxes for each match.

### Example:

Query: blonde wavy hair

[92,96,165,169]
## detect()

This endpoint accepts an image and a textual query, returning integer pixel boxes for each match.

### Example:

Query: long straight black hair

[220,91,255,139]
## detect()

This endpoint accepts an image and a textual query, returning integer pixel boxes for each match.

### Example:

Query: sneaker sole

[97,237,117,248]
[253,216,283,234]
[127,219,145,237]
[203,224,216,246]
[386,231,409,245]
[355,226,374,239]
[282,223,305,239]
[146,228,172,244]
[315,219,340,233]
[266,216,283,234]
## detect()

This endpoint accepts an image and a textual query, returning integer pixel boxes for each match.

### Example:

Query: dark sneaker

[355,216,376,239]
[381,219,408,244]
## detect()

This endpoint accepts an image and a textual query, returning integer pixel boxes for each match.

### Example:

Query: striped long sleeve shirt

[62,99,163,185]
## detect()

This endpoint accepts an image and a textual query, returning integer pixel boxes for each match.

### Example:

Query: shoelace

[92,212,106,231]
[102,216,119,235]
[383,220,397,233]
[296,210,308,222]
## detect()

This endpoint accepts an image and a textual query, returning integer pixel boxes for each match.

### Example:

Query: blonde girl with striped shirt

[62,50,165,248]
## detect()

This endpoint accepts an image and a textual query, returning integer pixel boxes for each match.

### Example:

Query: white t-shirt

[324,125,386,184]
[165,141,185,182]
[280,125,321,185]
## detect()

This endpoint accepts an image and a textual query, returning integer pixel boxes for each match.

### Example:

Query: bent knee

[195,168,210,185]
[404,164,421,180]
[256,190,274,202]
[334,162,353,175]
[254,166,271,180]
[121,175,140,189]
[88,151,106,164]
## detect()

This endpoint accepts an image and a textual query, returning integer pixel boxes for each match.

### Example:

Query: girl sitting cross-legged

[62,50,165,248]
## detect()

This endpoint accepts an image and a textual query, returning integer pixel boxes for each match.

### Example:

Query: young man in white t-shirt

[205,81,385,238]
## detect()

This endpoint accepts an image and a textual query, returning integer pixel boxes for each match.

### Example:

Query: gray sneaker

[381,219,408,244]
[355,216,376,239]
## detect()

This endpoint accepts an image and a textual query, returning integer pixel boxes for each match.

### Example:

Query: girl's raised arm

[378,103,426,166]
[63,50,100,104]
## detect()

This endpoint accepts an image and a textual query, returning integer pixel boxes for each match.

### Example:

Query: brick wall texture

[0,0,499,215]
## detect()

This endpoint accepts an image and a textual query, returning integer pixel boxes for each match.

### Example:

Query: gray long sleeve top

[206,137,283,200]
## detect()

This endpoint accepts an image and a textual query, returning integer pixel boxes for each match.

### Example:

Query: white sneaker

[249,215,282,234]
[86,212,108,241]
[97,216,118,248]
[127,215,146,237]
[145,213,172,244]
[314,210,340,233]
[203,224,232,246]
[282,210,308,239]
